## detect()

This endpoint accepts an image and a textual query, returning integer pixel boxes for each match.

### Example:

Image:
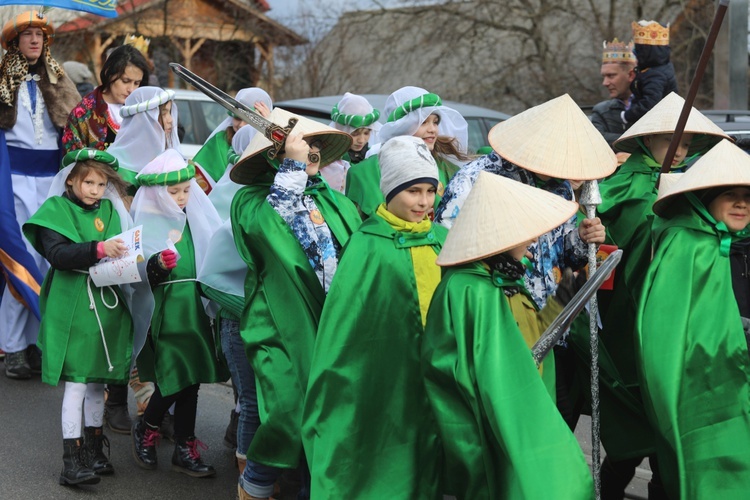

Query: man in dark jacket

[591,39,636,147]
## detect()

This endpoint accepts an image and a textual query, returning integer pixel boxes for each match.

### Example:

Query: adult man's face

[17,27,44,65]
[600,62,635,101]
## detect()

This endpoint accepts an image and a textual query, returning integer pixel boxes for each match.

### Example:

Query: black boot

[60,438,100,486]
[131,418,159,470]
[171,436,216,478]
[83,426,114,475]
[104,402,133,434]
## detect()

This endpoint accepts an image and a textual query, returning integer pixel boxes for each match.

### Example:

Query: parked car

[275,94,511,154]
[170,88,227,158]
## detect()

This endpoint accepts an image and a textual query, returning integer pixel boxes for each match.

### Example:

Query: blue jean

[220,317,281,497]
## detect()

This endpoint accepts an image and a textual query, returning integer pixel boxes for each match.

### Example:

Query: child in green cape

[303,135,446,499]
[229,108,361,500]
[23,149,132,486]
[587,92,730,496]
[129,149,228,478]
[637,139,750,499]
[422,171,594,499]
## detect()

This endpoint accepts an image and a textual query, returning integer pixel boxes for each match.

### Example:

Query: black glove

[554,268,587,307]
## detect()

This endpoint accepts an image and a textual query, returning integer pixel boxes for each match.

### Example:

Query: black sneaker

[4,350,31,380]
[26,345,42,375]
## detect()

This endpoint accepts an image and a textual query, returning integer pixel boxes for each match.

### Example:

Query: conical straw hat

[614,92,730,154]
[653,139,750,216]
[487,94,617,181]
[436,171,579,266]
[656,172,682,199]
[230,107,352,185]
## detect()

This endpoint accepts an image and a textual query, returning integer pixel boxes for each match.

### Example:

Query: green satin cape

[23,197,133,386]
[302,214,446,499]
[422,263,594,499]
[231,170,362,468]
[573,151,659,460]
[192,129,231,182]
[636,200,750,499]
[345,155,453,217]
[137,225,229,396]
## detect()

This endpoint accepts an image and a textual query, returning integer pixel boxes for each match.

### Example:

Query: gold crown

[632,21,669,46]
[602,38,636,64]
[124,34,150,55]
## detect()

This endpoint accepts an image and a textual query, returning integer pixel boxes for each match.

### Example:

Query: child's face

[350,128,371,152]
[67,170,108,206]
[387,183,436,222]
[506,239,536,261]
[167,180,191,209]
[708,187,750,232]
[159,101,174,141]
[414,113,440,151]
[644,133,694,166]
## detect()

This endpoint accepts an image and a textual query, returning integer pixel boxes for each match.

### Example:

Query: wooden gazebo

[55,0,306,97]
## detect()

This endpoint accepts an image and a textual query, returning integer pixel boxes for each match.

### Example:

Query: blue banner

[0,130,43,321]
[0,0,118,18]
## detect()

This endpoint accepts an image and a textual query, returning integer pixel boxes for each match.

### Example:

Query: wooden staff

[656,0,730,187]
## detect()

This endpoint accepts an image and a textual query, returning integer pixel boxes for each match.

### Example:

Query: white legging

[61,382,105,439]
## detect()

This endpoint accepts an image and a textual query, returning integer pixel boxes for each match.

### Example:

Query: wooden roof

[56,0,305,46]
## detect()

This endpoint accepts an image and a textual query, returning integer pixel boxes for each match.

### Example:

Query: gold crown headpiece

[602,38,636,64]
[632,21,670,46]
[124,34,150,55]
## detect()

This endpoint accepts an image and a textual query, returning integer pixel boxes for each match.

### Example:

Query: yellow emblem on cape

[309,209,325,225]
[168,229,183,243]
[94,217,105,232]
[437,182,445,197]
[552,266,562,284]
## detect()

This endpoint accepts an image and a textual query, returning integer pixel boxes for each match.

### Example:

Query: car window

[466,118,487,154]
[175,100,195,145]
[201,101,227,135]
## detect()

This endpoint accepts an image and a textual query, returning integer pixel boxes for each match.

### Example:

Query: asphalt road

[0,364,649,499]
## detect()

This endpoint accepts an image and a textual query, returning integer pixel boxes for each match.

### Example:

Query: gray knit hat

[379,136,439,203]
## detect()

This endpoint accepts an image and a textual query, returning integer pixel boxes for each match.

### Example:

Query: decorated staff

[485,93,617,496]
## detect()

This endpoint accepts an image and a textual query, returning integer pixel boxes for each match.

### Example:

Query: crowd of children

[3,9,750,500]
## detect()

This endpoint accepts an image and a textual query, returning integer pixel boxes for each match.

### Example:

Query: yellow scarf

[376,203,440,325]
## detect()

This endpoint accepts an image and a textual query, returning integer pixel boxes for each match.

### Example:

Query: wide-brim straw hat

[487,94,616,181]
[2,11,54,50]
[436,171,579,266]
[653,139,750,216]
[231,107,352,185]
[614,92,731,154]
[656,172,682,199]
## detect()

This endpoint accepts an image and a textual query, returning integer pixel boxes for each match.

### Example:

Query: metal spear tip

[579,179,602,206]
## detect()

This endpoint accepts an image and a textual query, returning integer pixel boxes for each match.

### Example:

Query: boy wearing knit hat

[303,136,446,499]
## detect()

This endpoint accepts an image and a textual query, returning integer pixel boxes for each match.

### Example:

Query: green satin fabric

[578,151,660,460]
[636,201,750,499]
[302,214,446,499]
[422,263,594,499]
[231,170,362,468]
[137,225,229,396]
[345,155,452,217]
[23,197,133,386]
[192,129,231,182]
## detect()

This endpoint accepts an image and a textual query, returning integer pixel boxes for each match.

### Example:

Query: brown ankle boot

[237,482,269,500]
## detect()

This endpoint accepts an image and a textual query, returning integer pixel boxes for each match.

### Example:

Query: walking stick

[579,180,603,499]
[656,0,730,187]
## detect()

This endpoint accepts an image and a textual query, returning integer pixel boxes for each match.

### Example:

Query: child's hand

[103,238,128,258]
[158,249,177,270]
[255,101,271,118]
[579,217,605,244]
[284,133,310,165]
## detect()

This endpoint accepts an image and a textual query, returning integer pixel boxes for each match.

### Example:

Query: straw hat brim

[436,171,579,266]
[656,172,682,199]
[614,92,731,154]
[230,107,353,185]
[653,140,750,216]
[487,94,617,181]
